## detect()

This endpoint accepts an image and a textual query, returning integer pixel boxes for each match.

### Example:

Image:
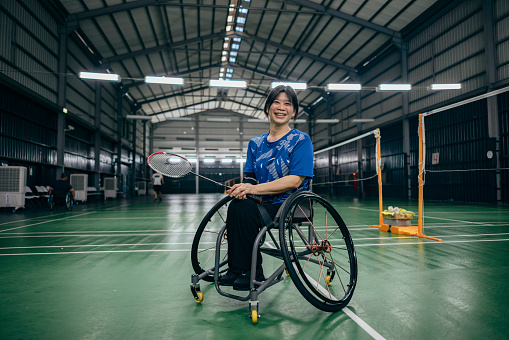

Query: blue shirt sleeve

[244,139,256,174]
[289,133,314,178]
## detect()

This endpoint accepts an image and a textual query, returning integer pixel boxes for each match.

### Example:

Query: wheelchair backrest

[291,200,313,224]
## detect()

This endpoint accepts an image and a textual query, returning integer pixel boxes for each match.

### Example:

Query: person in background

[220,85,314,291]
[49,173,75,201]
[152,171,164,202]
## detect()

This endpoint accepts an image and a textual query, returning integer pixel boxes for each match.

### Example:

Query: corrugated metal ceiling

[57,0,439,124]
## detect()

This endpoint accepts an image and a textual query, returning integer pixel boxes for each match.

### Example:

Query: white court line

[0,249,190,256]
[301,271,385,340]
[2,237,509,256]
[0,212,96,233]
[347,207,493,225]
[0,212,71,225]
[0,242,193,250]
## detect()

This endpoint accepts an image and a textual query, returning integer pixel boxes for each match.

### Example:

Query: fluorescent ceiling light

[378,84,411,91]
[293,119,307,123]
[430,83,462,90]
[351,118,375,123]
[79,72,120,81]
[315,119,340,123]
[221,159,233,163]
[163,117,192,121]
[145,76,184,85]
[247,118,268,122]
[126,115,152,120]
[271,82,307,90]
[188,158,197,163]
[207,118,231,122]
[203,159,215,163]
[327,83,362,91]
[236,158,246,163]
[209,79,247,88]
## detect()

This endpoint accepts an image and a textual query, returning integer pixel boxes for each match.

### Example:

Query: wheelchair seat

[190,190,357,324]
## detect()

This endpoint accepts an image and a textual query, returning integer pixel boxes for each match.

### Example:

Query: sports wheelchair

[190,191,357,324]
[48,190,74,211]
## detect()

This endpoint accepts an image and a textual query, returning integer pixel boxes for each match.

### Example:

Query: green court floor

[1,194,508,339]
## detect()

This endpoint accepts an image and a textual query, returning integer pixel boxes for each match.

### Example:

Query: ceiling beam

[68,0,330,22]
[238,32,356,73]
[103,31,227,63]
[286,0,400,38]
[139,85,210,105]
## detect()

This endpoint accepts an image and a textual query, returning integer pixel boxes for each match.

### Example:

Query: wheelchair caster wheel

[251,309,258,324]
[194,291,204,303]
[325,275,332,286]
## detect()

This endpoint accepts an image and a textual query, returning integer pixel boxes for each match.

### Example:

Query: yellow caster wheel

[285,269,290,276]
[325,275,332,286]
[194,291,204,303]
[251,309,258,324]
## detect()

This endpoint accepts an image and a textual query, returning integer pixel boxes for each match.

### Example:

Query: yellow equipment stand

[368,119,442,242]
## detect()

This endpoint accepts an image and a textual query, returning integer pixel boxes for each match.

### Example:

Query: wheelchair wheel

[278,191,357,312]
[48,195,55,211]
[191,195,233,282]
[65,192,73,211]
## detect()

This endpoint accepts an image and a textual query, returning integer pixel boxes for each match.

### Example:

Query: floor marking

[0,242,193,250]
[0,212,70,225]
[343,307,386,340]
[302,273,384,339]
[354,238,509,247]
[0,249,190,256]
[0,212,96,233]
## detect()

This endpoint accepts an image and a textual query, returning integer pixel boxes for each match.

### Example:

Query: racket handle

[247,194,263,204]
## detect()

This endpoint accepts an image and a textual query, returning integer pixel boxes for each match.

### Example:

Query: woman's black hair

[263,85,299,120]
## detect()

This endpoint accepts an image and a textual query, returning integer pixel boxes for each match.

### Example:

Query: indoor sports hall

[1,0,508,339]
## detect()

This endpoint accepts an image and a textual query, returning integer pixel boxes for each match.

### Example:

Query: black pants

[226,199,281,272]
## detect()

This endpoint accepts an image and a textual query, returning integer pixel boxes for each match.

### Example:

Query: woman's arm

[227,175,305,199]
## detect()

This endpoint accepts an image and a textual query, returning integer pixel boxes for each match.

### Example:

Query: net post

[418,113,424,235]
[375,128,383,227]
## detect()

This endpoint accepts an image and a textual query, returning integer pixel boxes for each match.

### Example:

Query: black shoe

[219,268,239,286]
[233,271,265,291]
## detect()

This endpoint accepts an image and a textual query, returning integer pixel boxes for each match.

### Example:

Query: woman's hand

[227,183,256,200]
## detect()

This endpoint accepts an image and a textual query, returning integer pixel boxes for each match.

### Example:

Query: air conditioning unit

[104,177,117,199]
[137,181,146,195]
[70,174,88,203]
[0,166,27,210]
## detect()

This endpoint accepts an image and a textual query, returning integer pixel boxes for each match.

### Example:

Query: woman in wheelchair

[220,85,314,291]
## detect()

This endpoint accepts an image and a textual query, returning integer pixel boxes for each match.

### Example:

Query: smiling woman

[221,85,314,290]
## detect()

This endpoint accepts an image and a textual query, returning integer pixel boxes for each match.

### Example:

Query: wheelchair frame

[190,191,357,324]
[48,191,74,211]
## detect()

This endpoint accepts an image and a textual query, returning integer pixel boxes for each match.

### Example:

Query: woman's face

[267,92,296,126]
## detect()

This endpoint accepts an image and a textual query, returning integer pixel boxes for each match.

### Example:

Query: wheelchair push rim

[279,191,357,312]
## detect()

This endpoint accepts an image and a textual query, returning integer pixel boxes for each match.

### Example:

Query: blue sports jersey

[244,129,314,204]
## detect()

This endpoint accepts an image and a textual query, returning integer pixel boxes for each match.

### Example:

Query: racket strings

[149,154,192,178]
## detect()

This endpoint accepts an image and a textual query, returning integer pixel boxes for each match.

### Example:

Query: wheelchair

[190,191,357,324]
[48,190,74,211]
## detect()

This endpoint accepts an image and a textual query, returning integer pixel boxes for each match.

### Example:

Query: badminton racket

[147,152,262,203]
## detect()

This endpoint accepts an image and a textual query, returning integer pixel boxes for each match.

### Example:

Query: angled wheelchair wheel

[191,195,233,282]
[65,192,73,211]
[48,195,55,211]
[278,191,357,312]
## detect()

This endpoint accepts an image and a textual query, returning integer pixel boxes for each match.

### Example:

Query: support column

[56,25,69,177]
[356,90,364,197]
[195,118,200,194]
[395,37,411,200]
[94,81,102,190]
[484,0,501,203]
[130,113,137,197]
[116,91,123,191]
[326,93,333,196]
